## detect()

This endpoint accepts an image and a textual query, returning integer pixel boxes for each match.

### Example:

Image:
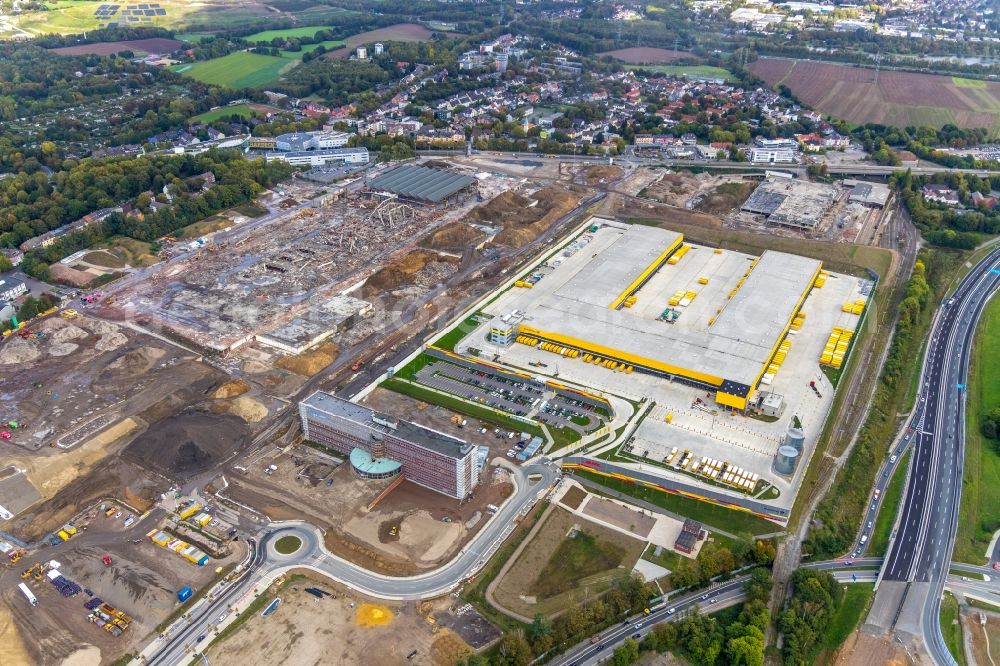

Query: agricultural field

[748,57,1000,135]
[171,51,292,89]
[323,23,433,58]
[626,64,732,81]
[598,46,694,64]
[50,37,183,56]
[245,24,338,42]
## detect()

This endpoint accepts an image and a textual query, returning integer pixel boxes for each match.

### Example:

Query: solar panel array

[95,3,164,22]
[368,165,475,203]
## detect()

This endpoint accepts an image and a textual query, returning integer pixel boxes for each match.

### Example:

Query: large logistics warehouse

[299,391,480,499]
[514,225,822,409]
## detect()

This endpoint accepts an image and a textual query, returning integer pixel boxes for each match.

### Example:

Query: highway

[869,246,1000,663]
[140,461,557,665]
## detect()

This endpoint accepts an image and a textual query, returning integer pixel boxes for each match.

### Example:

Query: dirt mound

[420,222,486,252]
[89,320,121,336]
[363,250,459,295]
[95,331,128,352]
[107,346,165,374]
[466,190,533,226]
[123,412,249,480]
[275,341,339,377]
[488,187,580,248]
[0,338,40,365]
[212,396,268,423]
[693,181,755,215]
[49,263,93,287]
[212,379,251,399]
[51,324,88,342]
[48,342,78,356]
[584,165,623,185]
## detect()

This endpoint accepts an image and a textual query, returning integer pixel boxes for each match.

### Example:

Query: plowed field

[748,57,1000,135]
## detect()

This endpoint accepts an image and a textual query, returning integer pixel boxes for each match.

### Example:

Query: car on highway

[709,598,717,604]
[667,607,676,614]
[890,454,897,464]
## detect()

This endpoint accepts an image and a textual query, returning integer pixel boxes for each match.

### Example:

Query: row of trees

[667,538,776,590]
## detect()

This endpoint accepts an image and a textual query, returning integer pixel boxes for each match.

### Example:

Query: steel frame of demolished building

[123,191,442,354]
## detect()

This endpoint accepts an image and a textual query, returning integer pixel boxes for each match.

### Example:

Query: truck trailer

[17,583,37,607]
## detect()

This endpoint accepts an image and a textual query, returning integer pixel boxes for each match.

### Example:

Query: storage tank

[774,445,799,475]
[785,427,805,453]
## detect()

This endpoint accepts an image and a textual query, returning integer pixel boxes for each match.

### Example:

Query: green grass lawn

[866,449,910,557]
[274,535,301,554]
[530,529,626,598]
[626,64,733,81]
[170,51,290,88]
[570,468,779,536]
[245,25,335,42]
[940,591,968,666]
[952,77,987,89]
[432,314,484,352]
[279,40,345,58]
[192,104,257,122]
[823,584,874,651]
[955,294,1000,564]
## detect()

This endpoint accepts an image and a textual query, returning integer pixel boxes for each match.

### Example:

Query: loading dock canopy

[368,165,475,203]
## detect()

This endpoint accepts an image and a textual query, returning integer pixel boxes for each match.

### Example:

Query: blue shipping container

[178,586,193,602]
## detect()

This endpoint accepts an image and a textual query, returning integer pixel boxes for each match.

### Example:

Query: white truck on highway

[18,582,37,607]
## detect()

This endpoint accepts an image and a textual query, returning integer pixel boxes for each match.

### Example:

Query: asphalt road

[876,246,1000,663]
[143,461,557,665]
[550,579,748,666]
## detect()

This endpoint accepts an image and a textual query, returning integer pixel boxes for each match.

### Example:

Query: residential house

[922,184,960,206]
